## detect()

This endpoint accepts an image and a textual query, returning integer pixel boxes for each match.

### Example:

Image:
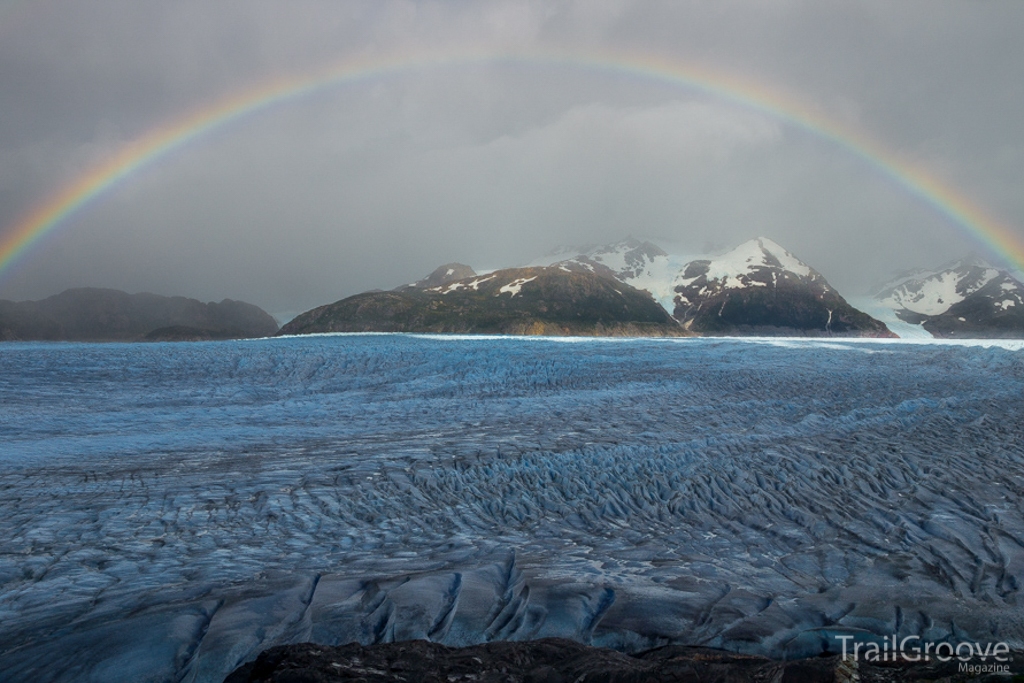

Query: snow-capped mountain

[671,238,892,336]
[872,256,1024,337]
[527,237,891,336]
[528,237,689,312]
[673,237,822,307]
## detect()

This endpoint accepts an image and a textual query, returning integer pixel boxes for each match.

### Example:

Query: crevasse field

[2,334,1024,682]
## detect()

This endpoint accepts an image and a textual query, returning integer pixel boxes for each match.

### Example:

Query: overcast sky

[1,0,1022,319]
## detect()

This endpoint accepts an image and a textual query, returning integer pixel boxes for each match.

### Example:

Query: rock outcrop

[225,637,1020,682]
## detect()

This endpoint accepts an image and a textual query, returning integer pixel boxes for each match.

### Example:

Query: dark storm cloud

[1,0,1022,318]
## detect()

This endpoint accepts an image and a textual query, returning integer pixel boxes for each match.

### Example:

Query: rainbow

[2,47,1023,279]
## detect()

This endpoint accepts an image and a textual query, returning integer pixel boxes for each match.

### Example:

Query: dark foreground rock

[224,638,1023,683]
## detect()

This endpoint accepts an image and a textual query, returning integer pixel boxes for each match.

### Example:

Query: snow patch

[498,276,537,297]
[441,275,497,294]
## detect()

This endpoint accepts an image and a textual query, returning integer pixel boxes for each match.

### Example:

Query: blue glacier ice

[1,335,1023,682]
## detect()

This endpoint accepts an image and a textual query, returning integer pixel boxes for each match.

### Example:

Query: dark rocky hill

[279,266,683,337]
[0,288,279,341]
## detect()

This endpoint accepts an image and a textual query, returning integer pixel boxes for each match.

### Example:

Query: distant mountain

[279,266,683,337]
[0,288,279,341]
[670,238,893,336]
[873,256,1024,338]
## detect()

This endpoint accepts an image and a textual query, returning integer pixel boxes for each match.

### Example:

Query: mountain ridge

[0,287,280,341]
[281,236,896,338]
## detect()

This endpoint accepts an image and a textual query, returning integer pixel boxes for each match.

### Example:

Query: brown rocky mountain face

[278,266,685,337]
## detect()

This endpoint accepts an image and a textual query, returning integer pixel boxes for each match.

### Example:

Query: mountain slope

[279,266,683,337]
[530,237,685,311]
[671,238,893,336]
[873,256,1024,338]
[0,288,279,341]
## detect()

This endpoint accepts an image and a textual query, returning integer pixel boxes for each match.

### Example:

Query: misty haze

[2,2,1024,682]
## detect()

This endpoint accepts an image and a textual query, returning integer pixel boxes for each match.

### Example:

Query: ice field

[2,334,1024,682]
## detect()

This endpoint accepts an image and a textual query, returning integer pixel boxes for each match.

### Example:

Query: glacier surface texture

[1,335,1023,682]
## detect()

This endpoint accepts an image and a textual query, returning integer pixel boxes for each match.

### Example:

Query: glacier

[1,334,1024,682]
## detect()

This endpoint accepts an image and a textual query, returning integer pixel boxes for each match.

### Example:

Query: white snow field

[2,335,1024,682]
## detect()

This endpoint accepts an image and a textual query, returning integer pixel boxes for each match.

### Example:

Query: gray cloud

[1,0,1022,320]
